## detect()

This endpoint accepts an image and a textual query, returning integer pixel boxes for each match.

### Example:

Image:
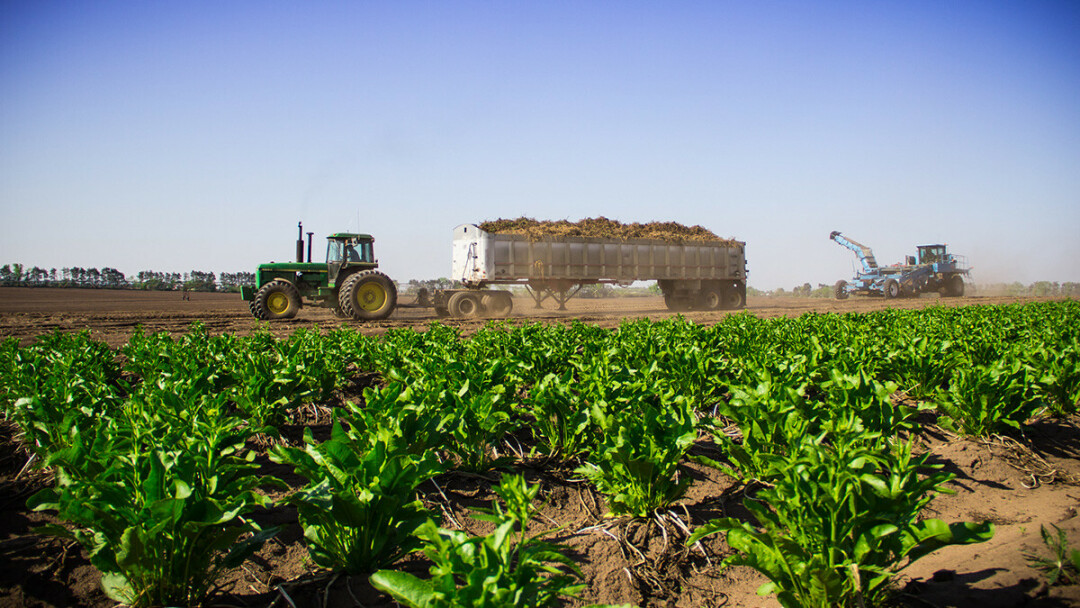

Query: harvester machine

[829,230,971,299]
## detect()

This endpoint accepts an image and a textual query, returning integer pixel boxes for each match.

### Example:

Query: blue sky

[2,1,1078,289]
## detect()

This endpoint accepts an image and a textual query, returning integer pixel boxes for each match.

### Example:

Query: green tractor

[240,223,397,321]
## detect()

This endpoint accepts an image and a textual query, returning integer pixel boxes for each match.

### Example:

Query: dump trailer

[434,224,748,317]
[830,230,971,299]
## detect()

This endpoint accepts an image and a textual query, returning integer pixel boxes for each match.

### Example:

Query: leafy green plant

[271,419,442,574]
[688,434,994,608]
[937,359,1039,436]
[370,475,584,608]
[576,382,697,517]
[1025,524,1080,586]
[28,397,278,607]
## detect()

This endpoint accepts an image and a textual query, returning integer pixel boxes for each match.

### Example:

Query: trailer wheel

[698,288,722,311]
[834,280,849,300]
[664,294,692,312]
[944,275,965,297]
[721,287,744,310]
[253,280,301,320]
[340,271,397,320]
[448,292,481,318]
[482,293,513,317]
[883,279,901,300]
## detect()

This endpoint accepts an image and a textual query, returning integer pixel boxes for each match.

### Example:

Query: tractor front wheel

[253,280,301,320]
[339,271,397,320]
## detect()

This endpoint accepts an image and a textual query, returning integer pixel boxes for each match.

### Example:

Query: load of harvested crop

[478,216,734,243]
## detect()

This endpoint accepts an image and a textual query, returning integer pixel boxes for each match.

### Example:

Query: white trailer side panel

[452,224,745,287]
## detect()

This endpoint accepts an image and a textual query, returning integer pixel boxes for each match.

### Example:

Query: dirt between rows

[0,287,1067,348]
[0,288,1078,608]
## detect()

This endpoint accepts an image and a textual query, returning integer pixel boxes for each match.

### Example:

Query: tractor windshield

[327,239,373,264]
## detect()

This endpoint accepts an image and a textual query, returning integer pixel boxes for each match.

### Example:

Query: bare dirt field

[1,287,1078,608]
[0,286,1066,347]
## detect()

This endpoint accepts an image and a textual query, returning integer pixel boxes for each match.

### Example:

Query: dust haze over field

[1,3,1079,290]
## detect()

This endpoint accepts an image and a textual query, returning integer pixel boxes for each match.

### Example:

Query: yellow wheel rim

[356,282,387,311]
[267,292,290,314]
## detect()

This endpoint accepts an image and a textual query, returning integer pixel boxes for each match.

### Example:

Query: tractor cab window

[353,241,374,263]
[919,246,945,264]
[327,241,345,264]
[327,239,373,264]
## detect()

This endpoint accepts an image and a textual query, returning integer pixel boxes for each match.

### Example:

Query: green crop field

[1,301,1078,607]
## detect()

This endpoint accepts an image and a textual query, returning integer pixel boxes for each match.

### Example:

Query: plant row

[0,301,1077,607]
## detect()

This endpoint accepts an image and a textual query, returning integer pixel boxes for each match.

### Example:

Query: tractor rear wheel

[339,271,397,320]
[834,280,849,300]
[883,279,901,299]
[253,280,301,320]
[448,292,482,318]
[481,292,513,317]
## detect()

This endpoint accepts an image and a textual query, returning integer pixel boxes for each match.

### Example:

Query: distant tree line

[0,263,254,292]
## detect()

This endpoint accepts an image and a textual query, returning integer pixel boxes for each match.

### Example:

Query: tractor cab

[326,233,376,286]
[916,244,947,265]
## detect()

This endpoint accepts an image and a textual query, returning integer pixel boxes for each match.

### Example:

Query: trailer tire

[944,275,965,297]
[253,280,301,320]
[884,278,901,300]
[834,280,849,300]
[721,286,744,310]
[482,292,513,317]
[698,288,722,311]
[448,292,482,318]
[664,294,692,312]
[340,271,397,320]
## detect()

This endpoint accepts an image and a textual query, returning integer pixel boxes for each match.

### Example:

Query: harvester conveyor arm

[829,231,879,273]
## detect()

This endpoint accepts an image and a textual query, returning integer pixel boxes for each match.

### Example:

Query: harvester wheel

[883,279,901,300]
[482,292,513,317]
[448,292,482,318]
[253,280,301,320]
[944,275,965,297]
[340,271,397,321]
[698,288,722,311]
[834,280,849,300]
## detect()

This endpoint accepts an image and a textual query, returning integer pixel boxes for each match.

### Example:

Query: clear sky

[2,1,1078,290]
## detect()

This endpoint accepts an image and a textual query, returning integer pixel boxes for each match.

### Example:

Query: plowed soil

[1,287,1078,608]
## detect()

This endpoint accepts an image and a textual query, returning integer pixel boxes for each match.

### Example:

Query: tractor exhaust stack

[296,222,304,263]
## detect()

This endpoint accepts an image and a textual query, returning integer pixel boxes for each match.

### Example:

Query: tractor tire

[834,280,849,300]
[481,292,513,317]
[883,278,901,300]
[697,288,722,311]
[448,292,482,318]
[339,271,397,321]
[329,306,349,319]
[253,280,301,320]
[944,275,965,297]
[721,286,745,310]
